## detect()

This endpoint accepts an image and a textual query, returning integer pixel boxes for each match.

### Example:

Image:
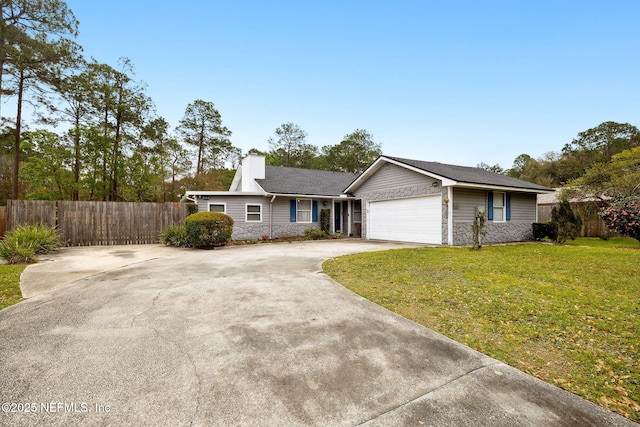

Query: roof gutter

[452,182,554,194]
[268,193,355,199]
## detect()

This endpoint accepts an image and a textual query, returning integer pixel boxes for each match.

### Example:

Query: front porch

[327,198,362,237]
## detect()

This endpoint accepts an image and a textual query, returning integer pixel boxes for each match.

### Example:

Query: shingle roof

[256,166,360,196]
[384,156,553,192]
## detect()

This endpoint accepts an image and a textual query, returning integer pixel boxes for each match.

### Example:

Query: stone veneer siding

[232,223,318,240]
[453,221,533,245]
[353,162,447,244]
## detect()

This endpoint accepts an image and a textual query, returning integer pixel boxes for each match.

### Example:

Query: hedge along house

[347,156,553,245]
[183,154,361,241]
[183,154,553,245]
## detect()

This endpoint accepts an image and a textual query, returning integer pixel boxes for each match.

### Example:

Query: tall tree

[178,99,232,175]
[86,58,151,201]
[476,162,504,174]
[566,146,640,200]
[0,0,79,114]
[267,122,307,167]
[563,121,640,160]
[19,129,73,199]
[5,32,77,199]
[323,129,381,173]
[561,121,640,179]
[505,153,533,178]
[49,59,95,200]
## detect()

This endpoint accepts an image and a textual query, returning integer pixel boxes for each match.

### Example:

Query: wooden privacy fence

[5,200,189,246]
[538,202,613,238]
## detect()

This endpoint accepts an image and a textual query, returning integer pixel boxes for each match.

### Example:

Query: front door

[334,201,342,233]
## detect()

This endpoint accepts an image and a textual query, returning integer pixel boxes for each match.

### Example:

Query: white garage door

[368,196,442,244]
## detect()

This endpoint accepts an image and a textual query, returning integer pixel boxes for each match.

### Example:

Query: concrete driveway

[0,240,634,426]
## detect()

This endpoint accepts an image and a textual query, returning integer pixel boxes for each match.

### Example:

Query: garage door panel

[368,196,441,244]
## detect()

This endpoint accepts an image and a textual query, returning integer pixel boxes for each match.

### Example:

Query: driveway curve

[0,240,634,426]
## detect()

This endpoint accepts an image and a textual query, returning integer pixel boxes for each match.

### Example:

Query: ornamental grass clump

[185,212,234,249]
[0,224,61,264]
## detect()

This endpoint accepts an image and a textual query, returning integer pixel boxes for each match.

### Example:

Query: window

[297,199,312,223]
[246,204,262,222]
[208,203,226,213]
[492,192,505,222]
[353,200,362,222]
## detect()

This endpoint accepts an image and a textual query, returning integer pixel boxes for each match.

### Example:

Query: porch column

[347,201,352,236]
[447,187,453,245]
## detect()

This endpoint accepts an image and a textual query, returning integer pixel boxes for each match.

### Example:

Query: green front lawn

[0,264,26,310]
[324,239,640,421]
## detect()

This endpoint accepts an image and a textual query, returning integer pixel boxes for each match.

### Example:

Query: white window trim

[297,199,312,223]
[245,203,262,222]
[493,192,506,223]
[208,202,226,213]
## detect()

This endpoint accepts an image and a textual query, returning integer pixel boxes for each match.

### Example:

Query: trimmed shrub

[531,222,559,242]
[185,212,234,249]
[304,227,329,240]
[320,208,331,233]
[0,224,61,264]
[532,223,548,240]
[186,203,199,216]
[159,225,191,247]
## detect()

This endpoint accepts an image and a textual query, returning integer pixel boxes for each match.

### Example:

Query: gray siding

[195,196,271,224]
[450,189,537,245]
[452,188,486,222]
[195,195,320,240]
[353,163,446,244]
[357,163,430,194]
[510,193,537,221]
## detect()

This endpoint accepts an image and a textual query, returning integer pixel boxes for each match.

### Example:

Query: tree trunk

[72,115,80,200]
[11,69,24,200]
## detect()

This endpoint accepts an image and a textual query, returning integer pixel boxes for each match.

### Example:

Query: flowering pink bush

[599,197,640,244]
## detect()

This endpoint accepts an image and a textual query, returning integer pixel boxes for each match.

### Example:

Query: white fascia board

[270,193,355,199]
[184,190,267,197]
[344,157,387,192]
[453,183,554,194]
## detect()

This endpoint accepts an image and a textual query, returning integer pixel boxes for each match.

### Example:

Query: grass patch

[564,237,639,249]
[323,242,640,421]
[0,264,26,310]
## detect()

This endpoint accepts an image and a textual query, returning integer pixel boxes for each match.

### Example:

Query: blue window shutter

[290,200,296,222]
[506,193,511,221]
[487,192,494,221]
[312,200,318,222]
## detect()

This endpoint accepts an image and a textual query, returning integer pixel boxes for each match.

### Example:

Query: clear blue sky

[63,0,640,168]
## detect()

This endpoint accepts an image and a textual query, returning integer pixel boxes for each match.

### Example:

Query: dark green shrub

[159,225,191,247]
[0,224,61,264]
[547,221,559,242]
[551,200,582,243]
[304,227,328,240]
[320,208,331,233]
[186,203,199,216]
[185,212,234,249]
[531,222,559,242]
[532,223,547,240]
